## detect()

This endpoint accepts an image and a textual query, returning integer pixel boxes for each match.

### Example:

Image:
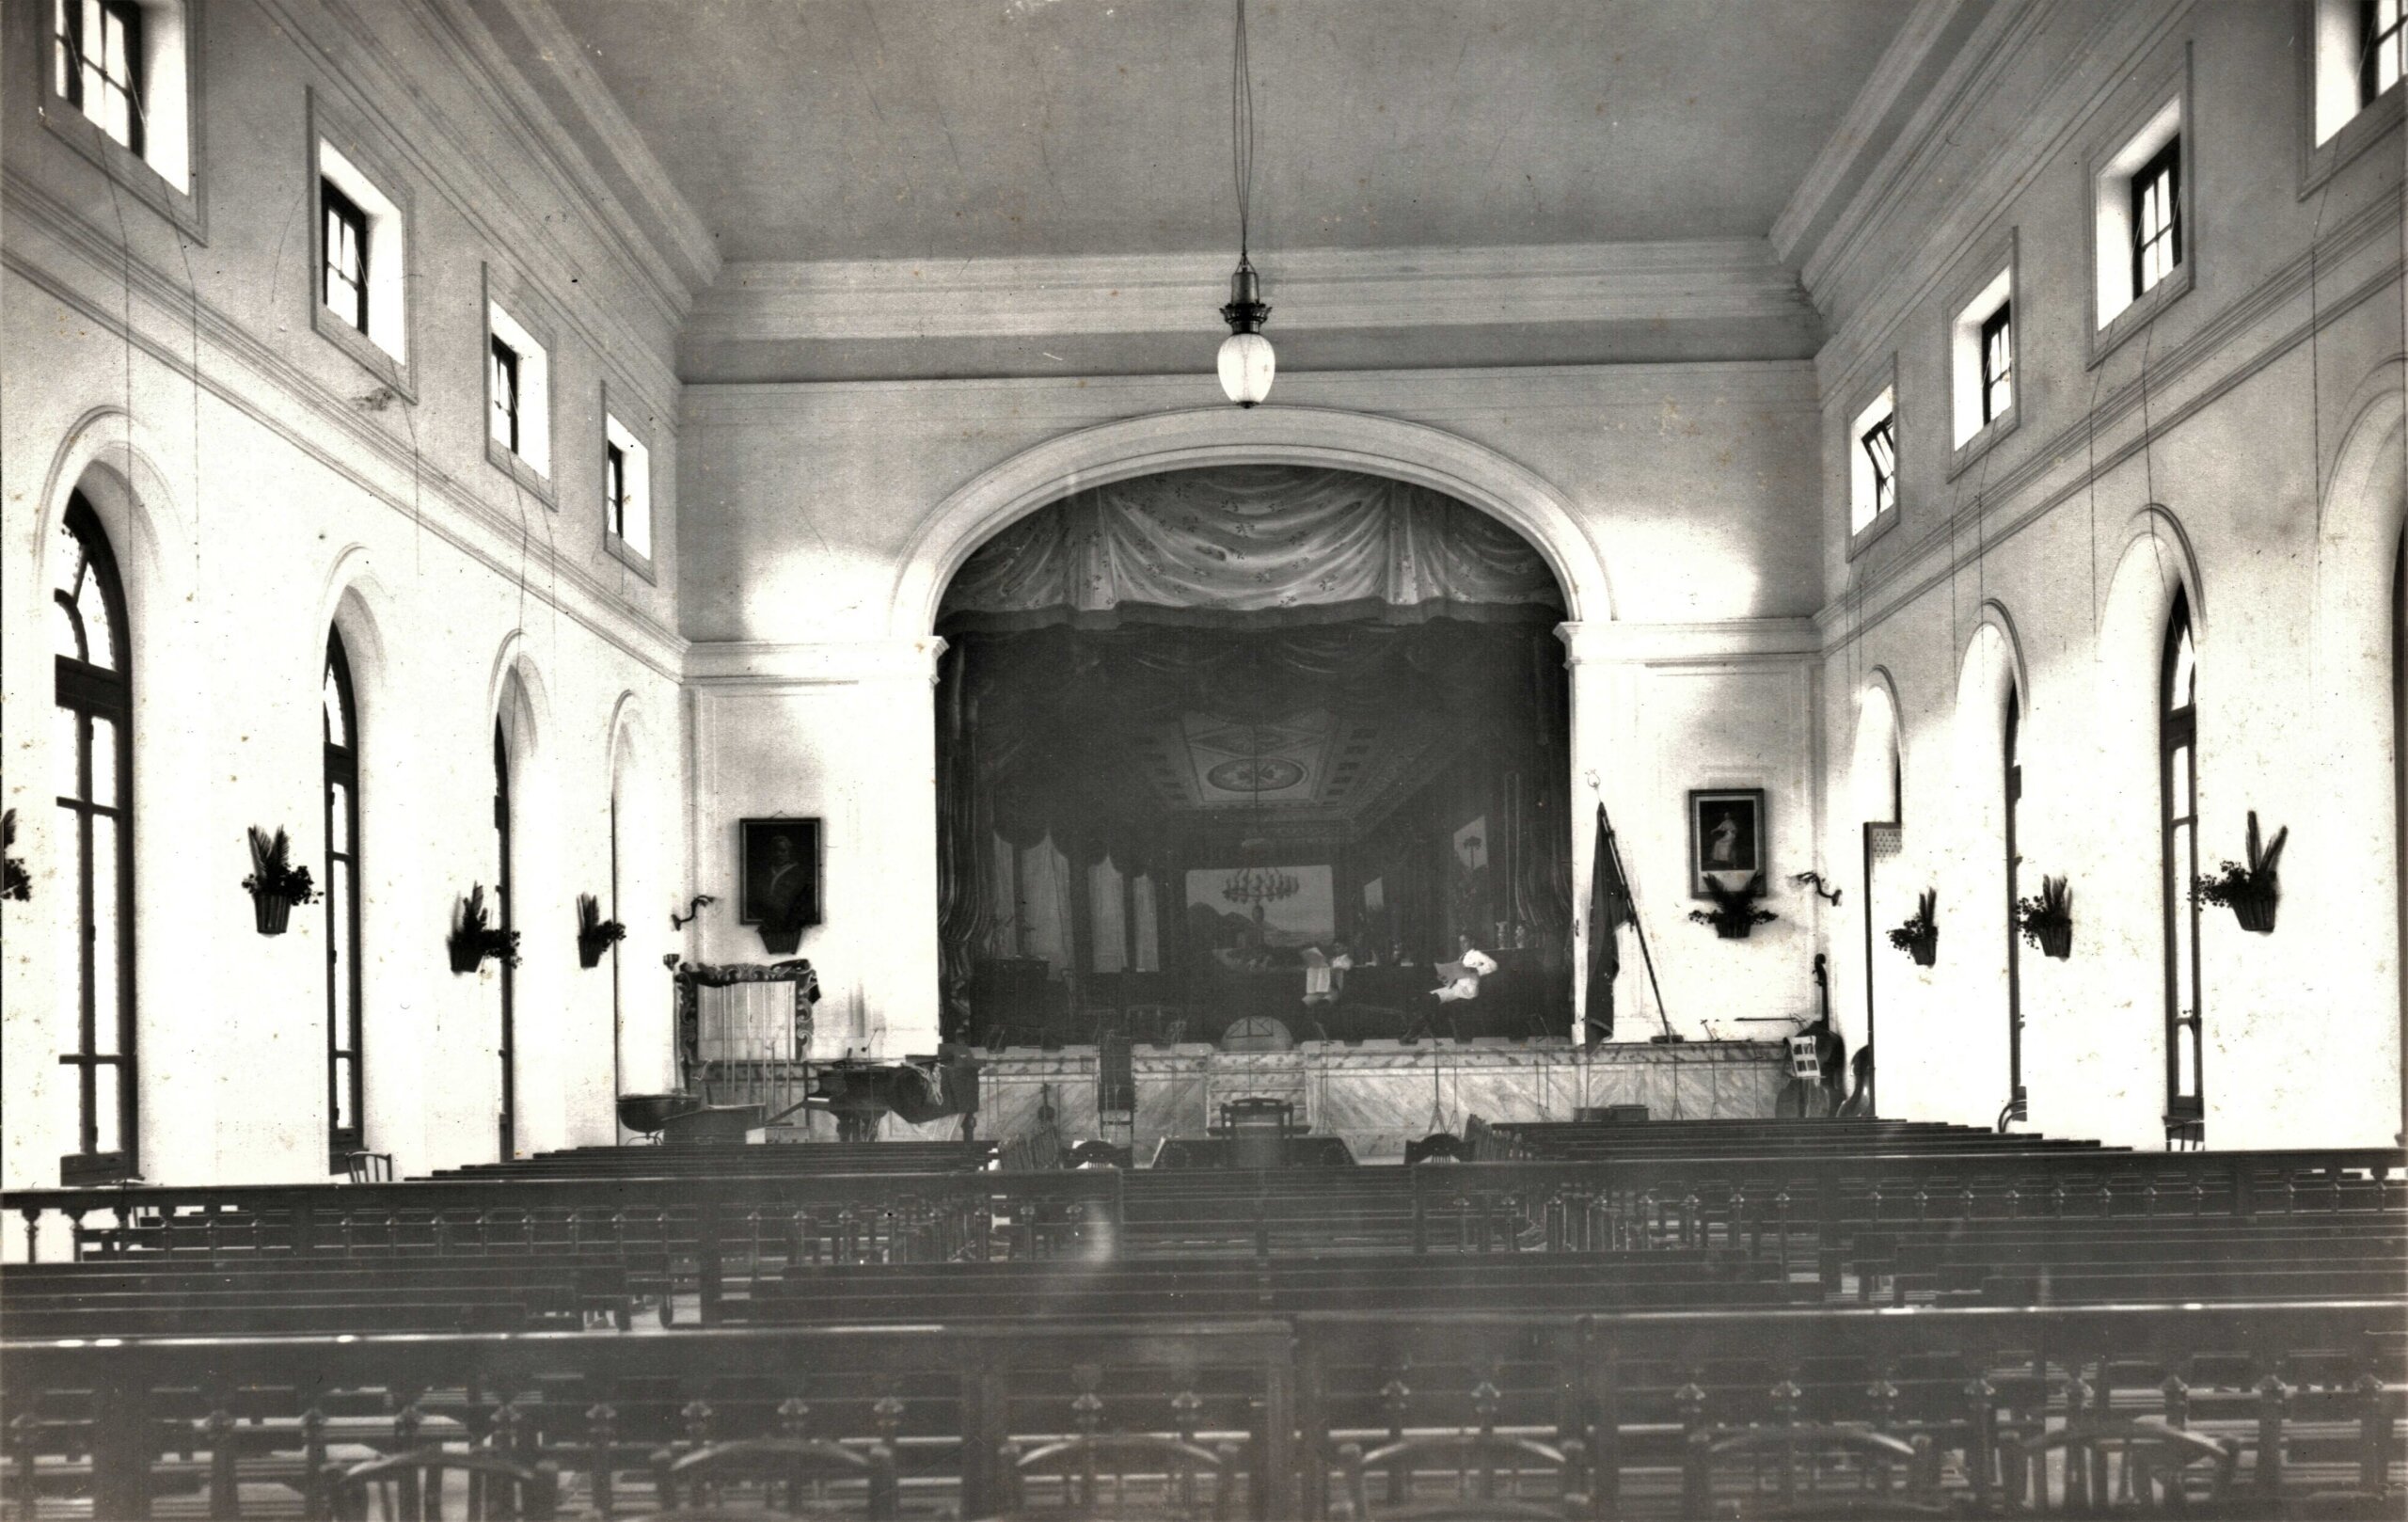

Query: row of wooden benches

[6,1302,2398,1517]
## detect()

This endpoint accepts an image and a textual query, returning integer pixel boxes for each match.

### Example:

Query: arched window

[323,635,364,1167]
[2003,690,2026,1125]
[494,721,516,1161]
[2161,591,2203,1143]
[52,495,135,1183]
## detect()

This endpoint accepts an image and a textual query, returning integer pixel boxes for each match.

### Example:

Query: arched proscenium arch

[885,404,1621,1043]
[889,406,1614,636]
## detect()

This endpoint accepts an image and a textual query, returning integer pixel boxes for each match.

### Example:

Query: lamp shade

[1218,330,1275,407]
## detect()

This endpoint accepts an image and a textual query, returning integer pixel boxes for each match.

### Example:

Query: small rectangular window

[605,440,627,537]
[56,0,145,156]
[1861,414,1897,521]
[602,410,653,564]
[322,180,369,334]
[490,337,520,455]
[1979,304,2014,426]
[2130,138,2181,297]
[2366,0,2406,103]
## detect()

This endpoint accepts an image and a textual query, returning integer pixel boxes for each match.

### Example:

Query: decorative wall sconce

[1790,871,1843,907]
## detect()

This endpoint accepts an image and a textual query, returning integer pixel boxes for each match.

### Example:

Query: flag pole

[1601,814,1678,1042]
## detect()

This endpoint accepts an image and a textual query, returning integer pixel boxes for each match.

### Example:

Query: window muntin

[55,0,144,156]
[2161,593,2203,1129]
[323,636,364,1165]
[489,337,520,455]
[322,179,369,335]
[2131,139,2181,298]
[2367,0,2406,103]
[602,411,653,563]
[1861,414,1897,520]
[52,497,136,1183]
[1980,305,2014,426]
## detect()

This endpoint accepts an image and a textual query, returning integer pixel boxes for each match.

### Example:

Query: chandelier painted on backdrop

[1220,719,1300,907]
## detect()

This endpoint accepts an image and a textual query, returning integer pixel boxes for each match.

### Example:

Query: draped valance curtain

[938,466,1563,631]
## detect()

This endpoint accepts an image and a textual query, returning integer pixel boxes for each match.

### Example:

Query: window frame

[483,264,559,503]
[2160,591,2205,1141]
[1945,232,2021,475]
[2003,691,2027,1124]
[2302,0,2406,190]
[600,383,657,582]
[1843,362,1902,559]
[41,0,207,241]
[2084,47,2192,366]
[490,335,522,457]
[323,635,365,1171]
[1979,305,2014,428]
[320,177,369,336]
[494,721,518,1162]
[2128,137,2182,302]
[53,494,138,1186]
[306,93,417,397]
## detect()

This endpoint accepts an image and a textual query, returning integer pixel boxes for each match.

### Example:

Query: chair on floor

[650,1435,898,1519]
[332,1447,559,1521]
[1335,1432,1595,1521]
[1682,1424,1945,1520]
[1997,1417,2241,1516]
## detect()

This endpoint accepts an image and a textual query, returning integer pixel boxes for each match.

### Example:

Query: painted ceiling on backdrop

[544,0,1912,263]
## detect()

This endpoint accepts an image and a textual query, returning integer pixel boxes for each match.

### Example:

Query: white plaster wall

[1811,3,2407,1149]
[0,0,689,1188]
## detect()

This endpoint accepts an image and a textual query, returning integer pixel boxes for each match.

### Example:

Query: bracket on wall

[670,894,715,931]
[1790,871,1843,907]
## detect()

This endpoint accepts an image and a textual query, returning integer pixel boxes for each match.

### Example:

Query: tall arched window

[2161,591,2203,1144]
[323,635,364,1167]
[2003,690,2026,1126]
[52,495,135,1183]
[494,721,517,1161]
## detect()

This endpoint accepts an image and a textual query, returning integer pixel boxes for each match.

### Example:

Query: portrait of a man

[739,817,822,931]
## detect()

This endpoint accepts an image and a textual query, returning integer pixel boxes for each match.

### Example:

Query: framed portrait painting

[739,816,823,931]
[1688,789,1766,896]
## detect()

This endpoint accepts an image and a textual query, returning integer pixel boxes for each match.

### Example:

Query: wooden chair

[332,1447,559,1521]
[650,1436,898,1519]
[995,1432,1242,1519]
[1998,1417,2241,1516]
[1681,1425,1944,1520]
[1335,1432,1594,1520]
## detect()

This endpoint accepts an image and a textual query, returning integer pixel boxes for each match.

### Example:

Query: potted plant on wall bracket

[1889,889,1939,967]
[2,810,29,902]
[1687,874,1778,941]
[241,826,318,935]
[447,883,521,974]
[576,893,626,969]
[2016,876,2073,960]
[2193,811,2288,934]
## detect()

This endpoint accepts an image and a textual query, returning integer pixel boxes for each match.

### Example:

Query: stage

[875,1038,1790,1161]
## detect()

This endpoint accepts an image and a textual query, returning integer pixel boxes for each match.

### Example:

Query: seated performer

[1431,946,1498,1003]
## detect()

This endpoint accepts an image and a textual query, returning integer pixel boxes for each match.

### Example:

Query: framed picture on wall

[738,816,823,930]
[1688,789,1766,897]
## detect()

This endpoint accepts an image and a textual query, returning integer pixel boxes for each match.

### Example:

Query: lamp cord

[1231,0,1256,260]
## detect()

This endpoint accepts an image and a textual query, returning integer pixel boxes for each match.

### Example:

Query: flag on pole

[1585,802,1636,1041]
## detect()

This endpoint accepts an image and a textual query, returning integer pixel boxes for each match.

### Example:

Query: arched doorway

[932,465,1576,1054]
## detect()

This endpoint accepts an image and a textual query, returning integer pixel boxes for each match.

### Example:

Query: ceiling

[548,0,1919,266]
[1135,708,1456,826]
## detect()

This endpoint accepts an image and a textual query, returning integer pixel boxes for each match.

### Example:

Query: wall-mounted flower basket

[576,893,626,970]
[2,810,29,903]
[2194,811,2287,935]
[2016,875,2073,960]
[1889,889,1939,968]
[241,826,318,936]
[1687,874,1778,941]
[448,883,522,974]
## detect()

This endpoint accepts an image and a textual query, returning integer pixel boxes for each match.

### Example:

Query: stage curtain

[939,466,1562,630]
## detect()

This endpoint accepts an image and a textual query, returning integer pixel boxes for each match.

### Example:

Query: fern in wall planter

[2193,811,2288,934]
[576,893,626,969]
[1889,889,1939,968]
[2,810,29,902]
[241,826,318,935]
[1687,874,1777,941]
[2015,876,2073,960]
[448,883,521,974]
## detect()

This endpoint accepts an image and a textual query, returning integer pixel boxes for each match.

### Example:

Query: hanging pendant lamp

[1217,0,1274,407]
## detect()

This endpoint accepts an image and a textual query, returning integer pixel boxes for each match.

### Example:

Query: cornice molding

[1559,619,1823,667]
[1816,190,2405,645]
[4,174,685,682]
[685,239,1814,347]
[1772,0,1983,268]
[685,639,950,689]
[479,0,721,293]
